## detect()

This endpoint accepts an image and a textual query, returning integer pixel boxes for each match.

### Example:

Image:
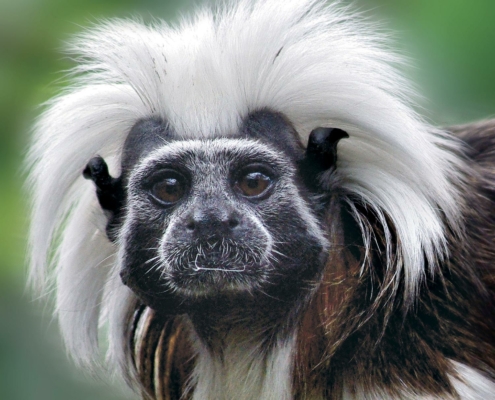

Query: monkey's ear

[299,127,349,191]
[306,127,349,170]
[83,156,125,241]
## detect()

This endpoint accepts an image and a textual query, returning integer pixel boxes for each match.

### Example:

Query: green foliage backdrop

[0,1,494,398]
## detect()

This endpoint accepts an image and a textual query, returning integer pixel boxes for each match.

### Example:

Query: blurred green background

[0,0,494,399]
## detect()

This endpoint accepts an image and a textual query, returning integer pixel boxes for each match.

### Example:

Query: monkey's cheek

[119,262,183,313]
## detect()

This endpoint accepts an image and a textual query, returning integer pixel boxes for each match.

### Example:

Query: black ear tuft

[83,156,125,241]
[306,127,349,170]
[83,156,112,190]
[299,127,349,191]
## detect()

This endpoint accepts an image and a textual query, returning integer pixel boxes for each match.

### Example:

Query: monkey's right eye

[149,171,187,206]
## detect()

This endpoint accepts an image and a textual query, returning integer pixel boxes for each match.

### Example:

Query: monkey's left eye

[234,169,273,198]
[149,171,187,205]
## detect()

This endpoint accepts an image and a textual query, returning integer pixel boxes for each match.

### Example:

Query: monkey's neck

[186,293,305,350]
[182,293,314,400]
[129,297,307,400]
[189,327,296,400]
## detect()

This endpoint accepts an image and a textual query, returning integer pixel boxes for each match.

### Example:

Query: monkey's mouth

[161,239,270,295]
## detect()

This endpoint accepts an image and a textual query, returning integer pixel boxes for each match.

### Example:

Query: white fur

[55,188,115,366]
[190,333,295,400]
[450,361,495,400]
[27,0,465,394]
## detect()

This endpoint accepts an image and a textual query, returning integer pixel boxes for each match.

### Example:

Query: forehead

[133,138,295,178]
[121,110,304,175]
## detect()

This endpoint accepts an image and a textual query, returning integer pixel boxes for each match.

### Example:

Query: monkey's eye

[234,169,273,198]
[149,171,187,205]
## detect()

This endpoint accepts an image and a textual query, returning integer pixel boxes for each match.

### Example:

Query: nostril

[119,269,129,285]
[186,220,196,231]
[228,217,240,229]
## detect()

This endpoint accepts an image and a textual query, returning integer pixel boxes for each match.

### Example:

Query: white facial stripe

[132,138,294,182]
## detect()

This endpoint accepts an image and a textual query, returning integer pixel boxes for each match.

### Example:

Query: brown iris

[235,171,272,197]
[151,172,186,204]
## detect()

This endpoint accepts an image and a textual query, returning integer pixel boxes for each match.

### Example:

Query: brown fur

[129,307,193,399]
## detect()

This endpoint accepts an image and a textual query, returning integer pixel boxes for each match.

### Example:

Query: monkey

[27,0,495,399]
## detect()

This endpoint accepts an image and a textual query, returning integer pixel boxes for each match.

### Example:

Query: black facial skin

[83,118,172,240]
[240,109,305,162]
[84,111,348,328]
[121,118,172,174]
[141,159,273,293]
[120,145,325,318]
[241,110,349,195]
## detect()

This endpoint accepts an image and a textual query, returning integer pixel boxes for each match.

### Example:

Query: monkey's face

[119,138,329,312]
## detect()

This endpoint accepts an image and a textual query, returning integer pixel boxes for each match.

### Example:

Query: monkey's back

[451,120,495,287]
[446,120,495,374]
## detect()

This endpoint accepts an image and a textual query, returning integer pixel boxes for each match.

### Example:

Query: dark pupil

[164,178,178,193]
[239,172,270,196]
[246,175,260,188]
[153,177,183,203]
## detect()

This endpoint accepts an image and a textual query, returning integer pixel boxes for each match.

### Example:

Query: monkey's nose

[184,206,241,237]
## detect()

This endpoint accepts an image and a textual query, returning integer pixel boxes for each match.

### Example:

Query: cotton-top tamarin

[27,1,495,399]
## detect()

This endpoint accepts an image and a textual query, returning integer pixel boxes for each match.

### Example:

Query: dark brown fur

[129,121,495,399]
[128,307,193,399]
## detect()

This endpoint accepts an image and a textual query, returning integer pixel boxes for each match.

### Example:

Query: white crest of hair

[27,84,141,368]
[104,273,137,379]
[190,332,295,400]
[27,0,465,373]
[55,188,113,367]
[54,182,138,373]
